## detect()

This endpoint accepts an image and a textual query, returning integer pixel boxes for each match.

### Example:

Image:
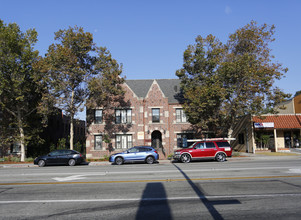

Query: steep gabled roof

[125,79,154,99]
[125,79,183,104]
[253,114,301,129]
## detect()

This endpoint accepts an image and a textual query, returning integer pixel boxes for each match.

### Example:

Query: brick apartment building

[86,79,196,159]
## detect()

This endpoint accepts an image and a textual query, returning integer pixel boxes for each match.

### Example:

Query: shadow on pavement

[173,163,240,220]
[136,182,172,220]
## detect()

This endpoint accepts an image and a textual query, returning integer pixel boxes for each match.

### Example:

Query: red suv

[173,140,232,163]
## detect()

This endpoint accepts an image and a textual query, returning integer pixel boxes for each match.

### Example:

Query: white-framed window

[116,134,132,149]
[115,109,132,124]
[95,109,103,124]
[152,108,160,123]
[94,135,102,150]
[176,108,187,123]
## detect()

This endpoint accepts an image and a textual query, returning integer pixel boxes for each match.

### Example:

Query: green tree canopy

[36,26,97,150]
[0,20,43,161]
[36,26,125,150]
[86,47,127,144]
[177,21,290,137]
[87,47,125,110]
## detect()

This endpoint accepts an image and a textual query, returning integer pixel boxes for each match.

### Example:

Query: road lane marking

[52,175,87,182]
[0,172,108,177]
[1,175,301,186]
[288,169,301,173]
[1,193,301,204]
[1,166,300,178]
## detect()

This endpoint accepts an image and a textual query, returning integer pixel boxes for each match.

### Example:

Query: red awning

[253,115,301,129]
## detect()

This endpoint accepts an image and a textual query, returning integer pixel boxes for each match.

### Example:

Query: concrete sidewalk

[1,151,301,168]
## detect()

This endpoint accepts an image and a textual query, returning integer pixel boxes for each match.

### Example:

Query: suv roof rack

[187,138,236,142]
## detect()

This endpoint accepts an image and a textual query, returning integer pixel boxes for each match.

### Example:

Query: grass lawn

[255,152,300,156]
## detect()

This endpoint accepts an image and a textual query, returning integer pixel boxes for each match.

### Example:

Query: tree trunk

[70,90,75,150]
[19,126,26,162]
[70,116,74,150]
[17,107,26,162]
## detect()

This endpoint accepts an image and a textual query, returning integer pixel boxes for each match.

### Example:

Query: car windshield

[187,144,195,149]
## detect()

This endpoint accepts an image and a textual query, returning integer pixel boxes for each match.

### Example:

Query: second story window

[95,109,103,124]
[152,108,160,123]
[115,109,132,124]
[176,109,187,123]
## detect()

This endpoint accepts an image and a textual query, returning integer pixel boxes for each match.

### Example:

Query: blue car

[109,146,159,165]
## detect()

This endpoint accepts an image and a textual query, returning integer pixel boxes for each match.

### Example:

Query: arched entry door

[151,130,162,149]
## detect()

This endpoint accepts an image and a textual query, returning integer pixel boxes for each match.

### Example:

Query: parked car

[173,140,232,163]
[109,146,159,165]
[34,149,85,167]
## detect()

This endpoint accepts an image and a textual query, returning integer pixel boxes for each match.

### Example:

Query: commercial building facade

[231,94,301,153]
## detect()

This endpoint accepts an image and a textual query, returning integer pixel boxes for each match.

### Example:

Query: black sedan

[34,149,85,167]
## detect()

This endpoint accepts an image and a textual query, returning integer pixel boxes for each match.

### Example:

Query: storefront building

[231,94,301,153]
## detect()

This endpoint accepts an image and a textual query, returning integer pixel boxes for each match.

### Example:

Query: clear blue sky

[1,0,300,118]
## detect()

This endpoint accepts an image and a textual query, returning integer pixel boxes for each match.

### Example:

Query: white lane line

[97,167,301,175]
[52,175,87,182]
[0,172,108,177]
[1,193,301,204]
[288,169,301,173]
[1,167,300,178]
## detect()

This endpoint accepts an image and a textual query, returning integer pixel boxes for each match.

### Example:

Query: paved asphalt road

[1,156,301,219]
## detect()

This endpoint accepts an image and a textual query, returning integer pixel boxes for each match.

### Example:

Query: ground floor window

[238,133,245,144]
[255,131,274,150]
[284,130,300,148]
[177,133,194,148]
[293,131,300,148]
[116,134,132,149]
[94,135,102,150]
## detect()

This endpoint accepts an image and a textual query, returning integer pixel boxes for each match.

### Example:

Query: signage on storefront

[254,122,274,128]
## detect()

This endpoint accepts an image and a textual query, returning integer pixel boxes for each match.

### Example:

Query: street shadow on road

[136,182,172,220]
[173,164,240,220]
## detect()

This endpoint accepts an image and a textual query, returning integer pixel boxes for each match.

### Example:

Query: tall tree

[176,34,225,135]
[177,21,290,137]
[0,20,42,161]
[36,26,97,150]
[86,47,128,145]
[87,47,125,109]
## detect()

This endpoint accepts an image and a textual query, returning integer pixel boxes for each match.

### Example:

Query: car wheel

[180,154,191,163]
[145,156,154,164]
[38,160,46,167]
[215,153,226,162]
[115,157,123,165]
[68,159,76,166]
